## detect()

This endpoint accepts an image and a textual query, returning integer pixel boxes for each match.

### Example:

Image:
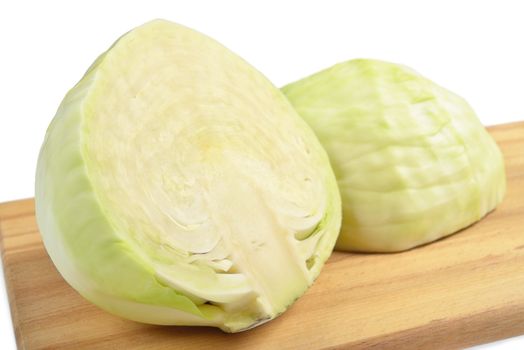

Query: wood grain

[1,122,523,350]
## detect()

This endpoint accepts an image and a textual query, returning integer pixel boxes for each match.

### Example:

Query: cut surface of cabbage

[35,19,341,332]
[283,59,505,252]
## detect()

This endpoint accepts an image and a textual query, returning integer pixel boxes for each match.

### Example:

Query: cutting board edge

[0,213,26,350]
[0,198,34,220]
[337,301,524,350]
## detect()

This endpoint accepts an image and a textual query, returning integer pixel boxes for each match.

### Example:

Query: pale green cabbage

[283,59,505,252]
[35,20,341,332]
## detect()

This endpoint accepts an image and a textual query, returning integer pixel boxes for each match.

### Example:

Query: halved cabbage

[35,19,341,332]
[283,59,505,252]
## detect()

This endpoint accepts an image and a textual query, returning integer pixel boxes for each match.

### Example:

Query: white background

[0,1,522,348]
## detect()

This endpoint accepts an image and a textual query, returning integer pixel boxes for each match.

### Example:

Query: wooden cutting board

[1,122,523,350]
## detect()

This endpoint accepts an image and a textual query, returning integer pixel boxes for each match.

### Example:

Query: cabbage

[283,59,505,252]
[35,19,341,332]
